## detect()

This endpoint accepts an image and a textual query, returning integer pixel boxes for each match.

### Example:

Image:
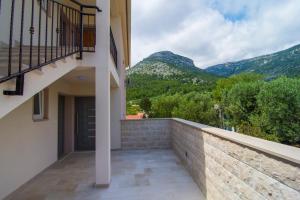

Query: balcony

[0,0,100,95]
[5,119,300,200]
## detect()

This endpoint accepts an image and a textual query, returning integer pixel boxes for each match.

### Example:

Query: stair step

[0,57,45,65]
[0,64,31,77]
[0,55,57,63]
[0,50,75,78]
[0,48,70,55]
[0,49,69,55]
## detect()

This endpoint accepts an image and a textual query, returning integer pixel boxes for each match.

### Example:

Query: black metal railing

[110,28,118,67]
[71,0,99,59]
[0,0,100,95]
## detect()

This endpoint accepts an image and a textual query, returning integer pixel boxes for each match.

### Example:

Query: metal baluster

[29,0,35,68]
[72,9,74,53]
[67,8,71,55]
[67,7,69,55]
[45,0,49,63]
[87,15,90,52]
[38,0,42,65]
[19,0,25,73]
[75,11,77,52]
[78,11,80,52]
[68,7,71,54]
[56,2,59,58]
[78,6,83,59]
[93,14,96,51]
[60,5,63,57]
[8,0,15,76]
[76,11,78,52]
[51,0,54,60]
[70,8,72,53]
[64,7,67,56]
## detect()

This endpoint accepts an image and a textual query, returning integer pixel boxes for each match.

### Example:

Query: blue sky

[131,0,300,68]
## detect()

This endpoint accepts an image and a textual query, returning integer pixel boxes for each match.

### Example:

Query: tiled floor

[6,150,205,200]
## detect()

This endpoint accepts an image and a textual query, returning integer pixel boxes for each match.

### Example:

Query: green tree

[222,81,280,141]
[225,81,262,129]
[173,92,218,126]
[139,97,152,115]
[257,77,300,144]
[213,73,263,101]
[151,94,180,118]
[213,73,264,130]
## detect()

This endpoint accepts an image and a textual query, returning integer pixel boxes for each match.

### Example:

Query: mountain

[128,51,218,82]
[127,51,219,100]
[205,44,300,78]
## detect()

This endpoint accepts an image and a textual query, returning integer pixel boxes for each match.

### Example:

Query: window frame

[33,89,49,121]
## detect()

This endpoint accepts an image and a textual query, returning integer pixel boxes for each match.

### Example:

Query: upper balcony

[0,0,121,95]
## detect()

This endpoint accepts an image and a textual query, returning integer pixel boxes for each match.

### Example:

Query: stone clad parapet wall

[121,119,171,150]
[121,119,300,200]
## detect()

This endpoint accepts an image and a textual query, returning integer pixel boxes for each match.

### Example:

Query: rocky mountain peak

[146,51,196,69]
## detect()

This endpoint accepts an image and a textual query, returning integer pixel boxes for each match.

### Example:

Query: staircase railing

[110,28,118,67]
[0,0,100,95]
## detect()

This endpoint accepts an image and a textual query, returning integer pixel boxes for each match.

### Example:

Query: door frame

[74,96,96,152]
[57,95,65,159]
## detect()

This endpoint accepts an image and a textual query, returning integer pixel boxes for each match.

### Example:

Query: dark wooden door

[58,95,65,159]
[75,97,96,151]
[83,27,96,47]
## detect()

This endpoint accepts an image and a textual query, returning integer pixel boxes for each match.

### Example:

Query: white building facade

[0,0,130,198]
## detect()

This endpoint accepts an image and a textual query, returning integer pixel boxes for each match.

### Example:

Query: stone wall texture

[121,119,300,200]
[121,119,171,150]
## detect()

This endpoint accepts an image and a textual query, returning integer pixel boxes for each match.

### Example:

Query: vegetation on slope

[148,74,300,145]
[205,44,300,78]
[127,51,300,146]
[127,51,219,101]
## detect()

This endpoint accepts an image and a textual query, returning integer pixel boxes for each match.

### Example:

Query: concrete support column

[111,87,121,149]
[95,0,111,186]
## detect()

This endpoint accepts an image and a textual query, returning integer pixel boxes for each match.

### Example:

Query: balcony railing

[0,0,100,95]
[110,28,118,67]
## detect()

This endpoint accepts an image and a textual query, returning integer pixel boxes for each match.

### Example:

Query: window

[33,89,48,121]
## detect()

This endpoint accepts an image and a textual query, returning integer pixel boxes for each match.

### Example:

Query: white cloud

[131,0,300,68]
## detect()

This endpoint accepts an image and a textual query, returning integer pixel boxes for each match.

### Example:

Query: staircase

[0,0,100,119]
[0,52,79,119]
[0,46,69,78]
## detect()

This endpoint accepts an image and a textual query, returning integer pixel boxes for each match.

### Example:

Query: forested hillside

[127,51,300,146]
[127,51,219,100]
[205,44,300,78]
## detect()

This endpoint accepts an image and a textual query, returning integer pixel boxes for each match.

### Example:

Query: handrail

[0,0,99,95]
[110,28,118,68]
[70,0,102,12]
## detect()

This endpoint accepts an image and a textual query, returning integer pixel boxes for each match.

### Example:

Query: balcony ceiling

[62,67,95,85]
